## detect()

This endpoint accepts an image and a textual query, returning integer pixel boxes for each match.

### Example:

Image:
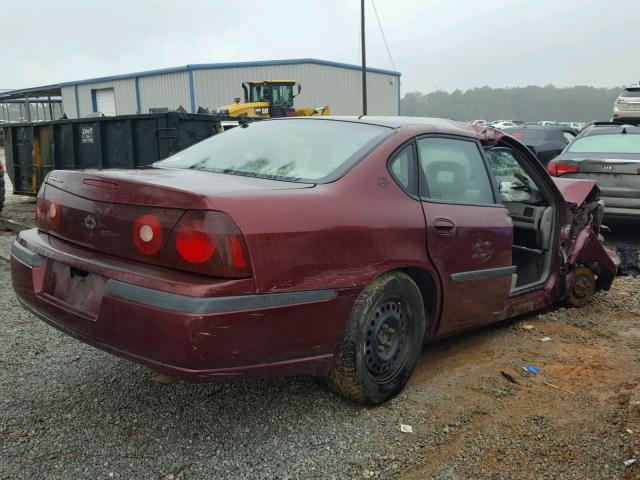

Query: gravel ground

[2,249,640,479]
[2,145,639,479]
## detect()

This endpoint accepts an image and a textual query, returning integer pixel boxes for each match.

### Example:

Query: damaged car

[10,117,619,404]
[547,123,640,219]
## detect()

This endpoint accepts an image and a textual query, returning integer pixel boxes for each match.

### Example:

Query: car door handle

[433,218,456,236]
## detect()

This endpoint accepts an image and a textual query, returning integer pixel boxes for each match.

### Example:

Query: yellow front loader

[216,81,329,118]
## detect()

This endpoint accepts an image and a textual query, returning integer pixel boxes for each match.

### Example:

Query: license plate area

[42,261,107,320]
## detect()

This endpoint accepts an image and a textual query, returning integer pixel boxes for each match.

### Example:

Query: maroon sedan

[11,117,619,404]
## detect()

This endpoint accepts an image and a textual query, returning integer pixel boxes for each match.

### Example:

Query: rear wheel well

[397,267,437,334]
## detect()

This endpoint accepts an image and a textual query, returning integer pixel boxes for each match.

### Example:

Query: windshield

[271,85,294,106]
[622,88,640,98]
[567,134,640,154]
[504,129,547,143]
[486,147,542,203]
[250,85,268,102]
[156,120,392,183]
[249,84,294,106]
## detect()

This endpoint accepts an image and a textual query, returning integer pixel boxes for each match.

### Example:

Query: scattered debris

[400,424,413,434]
[500,371,519,384]
[539,337,552,342]
[542,382,575,395]
[521,324,534,330]
[617,245,640,277]
[522,365,541,374]
[152,373,178,385]
[626,428,634,434]
[623,458,637,468]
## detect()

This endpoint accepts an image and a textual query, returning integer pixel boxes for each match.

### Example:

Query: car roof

[272,115,482,138]
[503,125,565,132]
[579,124,640,137]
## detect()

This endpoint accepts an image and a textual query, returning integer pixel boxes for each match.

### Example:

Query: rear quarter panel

[206,129,436,295]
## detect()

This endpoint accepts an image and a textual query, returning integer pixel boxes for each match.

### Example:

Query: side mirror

[295,84,302,96]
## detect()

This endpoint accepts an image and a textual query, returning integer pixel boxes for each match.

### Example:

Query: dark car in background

[547,124,640,218]
[503,125,576,165]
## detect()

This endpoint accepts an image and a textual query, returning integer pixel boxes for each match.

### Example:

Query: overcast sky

[1,0,637,93]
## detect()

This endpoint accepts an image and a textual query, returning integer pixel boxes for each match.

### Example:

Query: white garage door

[95,88,116,116]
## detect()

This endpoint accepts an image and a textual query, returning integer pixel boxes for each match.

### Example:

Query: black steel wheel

[325,272,426,404]
[364,299,409,381]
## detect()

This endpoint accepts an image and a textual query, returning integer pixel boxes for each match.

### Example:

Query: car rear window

[155,119,392,183]
[504,129,546,143]
[622,88,640,98]
[567,134,640,154]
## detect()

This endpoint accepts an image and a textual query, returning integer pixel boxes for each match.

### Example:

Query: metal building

[12,58,400,119]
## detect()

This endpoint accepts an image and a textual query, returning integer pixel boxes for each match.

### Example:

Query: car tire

[325,271,426,404]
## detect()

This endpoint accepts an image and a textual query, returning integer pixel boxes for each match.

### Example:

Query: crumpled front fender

[568,226,620,291]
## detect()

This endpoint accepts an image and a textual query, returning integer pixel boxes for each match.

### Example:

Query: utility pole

[361,0,367,115]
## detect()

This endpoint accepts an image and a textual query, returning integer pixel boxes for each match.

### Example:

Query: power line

[370,0,397,72]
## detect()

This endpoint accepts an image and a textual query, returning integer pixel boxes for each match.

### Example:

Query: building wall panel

[76,78,136,117]
[138,72,191,113]
[193,64,399,115]
[61,61,399,119]
[60,86,77,118]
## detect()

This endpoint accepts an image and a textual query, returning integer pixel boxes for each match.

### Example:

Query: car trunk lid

[46,168,313,209]
[551,154,640,206]
[39,182,186,266]
[39,168,312,272]
[563,156,640,176]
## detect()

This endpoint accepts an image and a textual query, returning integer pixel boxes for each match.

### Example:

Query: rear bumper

[612,113,640,124]
[11,229,358,381]
[602,193,640,218]
[559,174,640,218]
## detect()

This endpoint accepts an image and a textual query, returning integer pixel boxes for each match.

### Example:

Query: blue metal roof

[56,58,401,87]
[0,59,400,100]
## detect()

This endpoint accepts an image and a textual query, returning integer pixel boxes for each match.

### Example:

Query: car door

[416,136,514,336]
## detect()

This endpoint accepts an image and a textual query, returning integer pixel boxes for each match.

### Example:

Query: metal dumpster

[0,112,249,211]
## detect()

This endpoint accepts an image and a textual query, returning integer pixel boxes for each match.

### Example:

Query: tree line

[400,85,622,122]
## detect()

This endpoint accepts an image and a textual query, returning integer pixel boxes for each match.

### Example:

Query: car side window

[388,144,416,195]
[485,147,543,204]
[417,137,495,204]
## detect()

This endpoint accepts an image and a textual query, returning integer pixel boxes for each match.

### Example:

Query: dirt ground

[390,274,640,479]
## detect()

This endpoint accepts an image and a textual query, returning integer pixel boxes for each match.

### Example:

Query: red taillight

[547,161,579,177]
[175,218,216,264]
[133,214,163,256]
[169,211,252,277]
[229,235,247,269]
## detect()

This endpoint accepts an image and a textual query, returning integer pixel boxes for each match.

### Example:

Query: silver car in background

[546,125,640,218]
[613,84,640,124]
